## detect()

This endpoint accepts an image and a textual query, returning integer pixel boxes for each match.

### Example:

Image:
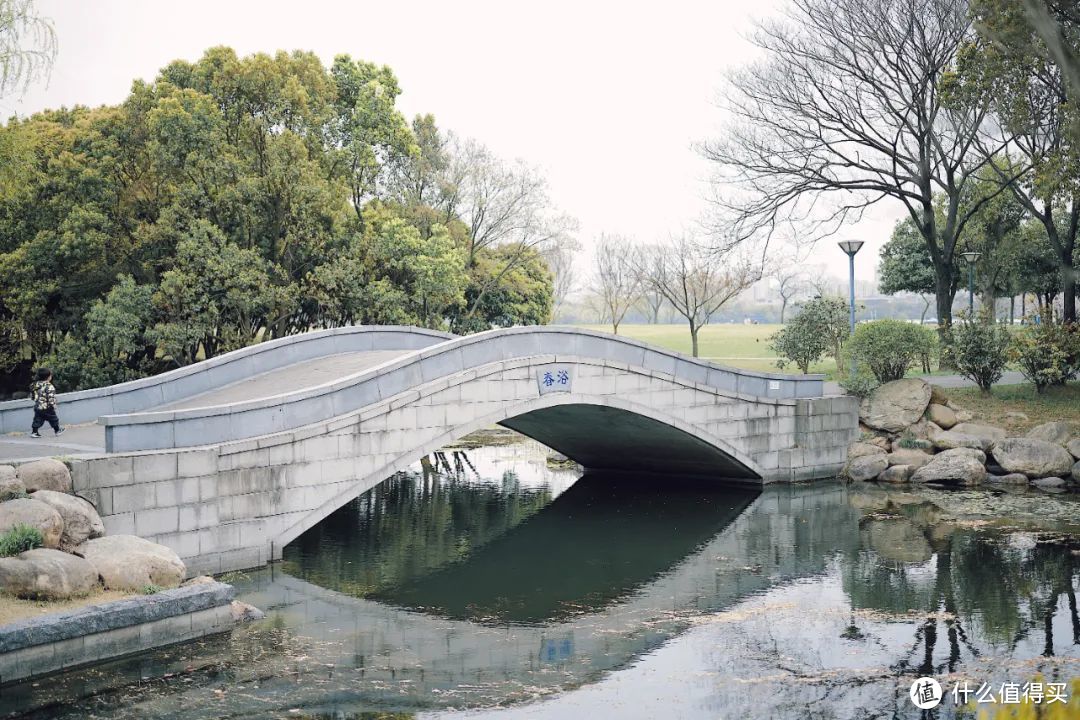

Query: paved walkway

[0,350,407,463]
[824,370,1025,396]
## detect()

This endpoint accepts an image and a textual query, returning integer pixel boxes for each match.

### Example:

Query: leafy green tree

[150,221,289,363]
[769,313,829,374]
[85,275,155,370]
[847,320,937,383]
[791,296,851,377]
[454,246,553,333]
[948,311,1012,393]
[879,218,957,323]
[329,54,416,220]
[961,0,1080,321]
[0,46,563,389]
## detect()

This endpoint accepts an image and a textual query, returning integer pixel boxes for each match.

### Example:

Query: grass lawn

[0,589,134,627]
[573,323,840,375]
[947,383,1080,435]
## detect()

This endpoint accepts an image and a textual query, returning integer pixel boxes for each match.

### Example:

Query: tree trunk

[1009,296,1015,325]
[780,298,788,324]
[934,262,956,369]
[1022,293,1027,321]
[1063,251,1076,323]
[690,323,700,358]
[920,295,930,325]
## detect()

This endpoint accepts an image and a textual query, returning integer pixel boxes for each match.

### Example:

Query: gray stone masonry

[0,581,235,684]
[99,327,828,452]
[69,340,857,577]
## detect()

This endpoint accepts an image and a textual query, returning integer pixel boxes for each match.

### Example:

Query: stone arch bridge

[8,326,856,575]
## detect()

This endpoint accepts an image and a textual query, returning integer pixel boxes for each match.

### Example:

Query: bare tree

[443,138,577,322]
[772,257,810,323]
[637,236,761,357]
[0,0,55,99]
[702,0,1018,332]
[542,235,582,320]
[635,286,667,324]
[593,234,643,335]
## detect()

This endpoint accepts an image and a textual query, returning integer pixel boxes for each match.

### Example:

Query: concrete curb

[0,581,236,683]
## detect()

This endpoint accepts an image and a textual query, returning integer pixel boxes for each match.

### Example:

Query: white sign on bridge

[536,364,573,395]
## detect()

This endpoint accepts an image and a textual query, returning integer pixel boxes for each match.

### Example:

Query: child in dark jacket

[30,367,64,438]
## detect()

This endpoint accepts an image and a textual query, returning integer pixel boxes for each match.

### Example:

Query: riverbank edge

[0,581,235,684]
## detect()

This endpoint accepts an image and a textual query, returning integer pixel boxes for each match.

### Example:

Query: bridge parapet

[0,326,452,434]
[99,327,827,453]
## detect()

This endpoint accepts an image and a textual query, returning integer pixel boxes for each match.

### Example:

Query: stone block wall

[72,355,856,576]
[0,582,234,684]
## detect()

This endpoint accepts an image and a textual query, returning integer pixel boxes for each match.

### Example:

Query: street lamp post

[838,240,864,378]
[960,251,981,316]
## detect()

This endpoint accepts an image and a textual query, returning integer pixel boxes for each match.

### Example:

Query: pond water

[4,435,1080,719]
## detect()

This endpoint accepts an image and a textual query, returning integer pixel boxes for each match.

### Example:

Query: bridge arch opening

[499,402,762,481]
[275,396,767,554]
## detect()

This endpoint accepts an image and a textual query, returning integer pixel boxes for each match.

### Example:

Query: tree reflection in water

[843,486,1080,678]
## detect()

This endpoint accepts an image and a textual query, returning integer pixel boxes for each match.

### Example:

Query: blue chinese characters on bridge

[536,365,573,395]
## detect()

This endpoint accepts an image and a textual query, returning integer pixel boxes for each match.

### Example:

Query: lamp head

[960,251,981,264]
[837,240,864,257]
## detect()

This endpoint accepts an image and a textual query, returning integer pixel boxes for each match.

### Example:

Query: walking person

[29,367,64,438]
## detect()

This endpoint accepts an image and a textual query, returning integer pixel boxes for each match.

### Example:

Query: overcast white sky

[13,0,902,283]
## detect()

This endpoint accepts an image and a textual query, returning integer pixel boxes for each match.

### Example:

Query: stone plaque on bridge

[536,365,573,395]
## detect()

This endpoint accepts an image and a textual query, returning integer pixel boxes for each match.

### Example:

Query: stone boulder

[0,466,24,501]
[991,438,1075,479]
[929,385,949,406]
[859,379,932,433]
[988,473,1030,485]
[1026,421,1076,446]
[230,600,266,623]
[0,548,98,599]
[944,447,987,465]
[1032,477,1067,489]
[1068,440,1080,461]
[846,454,889,482]
[926,403,957,430]
[847,442,886,460]
[930,430,989,452]
[16,459,72,493]
[1073,460,1080,483]
[886,449,933,470]
[0,498,63,548]
[878,465,913,484]
[30,490,104,551]
[75,535,186,591]
[911,449,988,486]
[951,423,1007,445]
[181,575,216,587]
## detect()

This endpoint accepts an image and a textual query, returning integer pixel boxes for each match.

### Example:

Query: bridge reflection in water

[292,468,759,625]
[238,465,860,706]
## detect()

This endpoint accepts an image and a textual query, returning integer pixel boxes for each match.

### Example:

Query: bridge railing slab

[98,326,827,453]
[0,326,452,434]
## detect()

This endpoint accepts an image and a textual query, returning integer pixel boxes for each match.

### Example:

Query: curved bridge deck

[0,325,857,575]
